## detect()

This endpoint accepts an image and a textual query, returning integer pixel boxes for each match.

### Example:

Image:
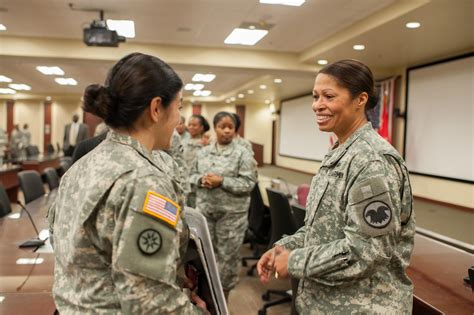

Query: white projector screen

[279,95,332,161]
[405,54,473,182]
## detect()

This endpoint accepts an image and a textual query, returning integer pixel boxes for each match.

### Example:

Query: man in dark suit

[63,114,89,156]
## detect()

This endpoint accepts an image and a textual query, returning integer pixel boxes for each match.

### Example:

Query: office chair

[0,185,12,217]
[43,167,60,191]
[46,143,55,155]
[57,156,73,177]
[258,188,299,315]
[25,145,40,157]
[18,170,45,204]
[242,183,271,276]
[291,203,306,229]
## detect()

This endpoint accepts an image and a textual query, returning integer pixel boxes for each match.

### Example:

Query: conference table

[15,154,61,174]
[0,164,21,202]
[0,190,57,314]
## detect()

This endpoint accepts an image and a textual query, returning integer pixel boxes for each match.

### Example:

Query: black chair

[259,188,299,315]
[43,167,60,191]
[0,185,12,217]
[18,170,45,204]
[25,145,40,157]
[242,183,271,275]
[291,203,306,229]
[46,143,55,155]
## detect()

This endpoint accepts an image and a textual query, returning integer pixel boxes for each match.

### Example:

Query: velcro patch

[363,201,392,228]
[143,191,181,228]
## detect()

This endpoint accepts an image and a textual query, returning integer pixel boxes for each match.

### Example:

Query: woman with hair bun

[257,60,415,314]
[48,52,208,314]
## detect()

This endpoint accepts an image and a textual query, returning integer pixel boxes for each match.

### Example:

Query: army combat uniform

[189,141,257,291]
[48,131,202,314]
[276,123,415,314]
[182,137,205,207]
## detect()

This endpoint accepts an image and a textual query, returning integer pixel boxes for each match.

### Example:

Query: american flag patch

[143,191,181,228]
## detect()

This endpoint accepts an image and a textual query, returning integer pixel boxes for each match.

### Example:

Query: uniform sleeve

[287,159,407,286]
[274,225,307,250]
[110,175,203,314]
[188,154,202,188]
[221,149,257,195]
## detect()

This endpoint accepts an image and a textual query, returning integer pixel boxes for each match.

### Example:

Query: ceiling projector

[83,20,125,47]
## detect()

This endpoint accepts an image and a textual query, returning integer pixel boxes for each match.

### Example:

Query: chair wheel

[258,310,266,315]
[242,260,248,267]
[262,292,270,301]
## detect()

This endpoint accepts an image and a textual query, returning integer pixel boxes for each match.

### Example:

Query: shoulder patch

[143,191,181,228]
[137,229,162,255]
[363,201,392,228]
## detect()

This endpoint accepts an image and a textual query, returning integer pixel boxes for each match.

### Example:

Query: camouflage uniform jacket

[189,141,257,214]
[276,123,415,314]
[234,136,253,154]
[48,131,202,314]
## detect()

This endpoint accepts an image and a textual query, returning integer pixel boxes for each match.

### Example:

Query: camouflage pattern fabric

[182,137,204,208]
[189,141,257,290]
[275,123,415,314]
[233,136,253,154]
[48,130,202,314]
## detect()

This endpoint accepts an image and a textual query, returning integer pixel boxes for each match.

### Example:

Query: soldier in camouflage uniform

[155,129,187,185]
[48,53,207,314]
[258,60,415,314]
[183,114,210,207]
[189,111,257,297]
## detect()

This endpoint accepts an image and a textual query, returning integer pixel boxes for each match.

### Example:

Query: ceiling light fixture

[260,0,305,6]
[265,99,271,104]
[230,97,236,101]
[0,75,12,82]
[16,258,44,265]
[0,88,16,94]
[0,24,6,31]
[353,44,365,51]
[260,84,267,89]
[274,78,282,84]
[192,73,216,82]
[225,99,231,104]
[193,90,212,97]
[54,78,78,86]
[238,93,245,98]
[317,59,328,65]
[8,84,31,91]
[224,28,268,46]
[184,83,204,90]
[106,19,135,38]
[406,22,421,29]
[247,89,254,94]
[36,66,64,75]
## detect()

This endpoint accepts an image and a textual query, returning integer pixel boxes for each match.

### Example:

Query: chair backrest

[296,184,310,207]
[43,167,60,190]
[18,170,45,204]
[266,188,298,245]
[0,185,12,217]
[247,183,271,243]
[291,203,306,229]
[46,143,55,155]
[26,145,40,157]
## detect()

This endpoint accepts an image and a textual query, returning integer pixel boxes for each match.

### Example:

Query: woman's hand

[257,247,276,284]
[201,173,223,189]
[191,293,210,315]
[273,246,291,279]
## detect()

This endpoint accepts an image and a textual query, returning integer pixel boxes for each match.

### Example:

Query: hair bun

[82,84,112,119]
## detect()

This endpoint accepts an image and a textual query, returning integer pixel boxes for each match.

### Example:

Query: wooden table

[20,155,60,174]
[0,165,21,202]
[0,191,57,314]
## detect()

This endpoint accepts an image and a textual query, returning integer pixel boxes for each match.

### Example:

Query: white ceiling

[0,0,472,104]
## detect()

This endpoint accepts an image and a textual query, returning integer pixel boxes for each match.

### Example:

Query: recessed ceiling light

[193,90,212,97]
[8,83,31,91]
[106,19,135,38]
[265,99,271,104]
[36,66,64,75]
[260,0,305,6]
[192,73,216,82]
[224,28,268,46]
[230,97,236,101]
[0,75,12,82]
[260,84,267,89]
[238,93,245,98]
[184,83,204,90]
[247,89,254,94]
[46,96,52,101]
[54,78,77,86]
[317,59,328,65]
[353,44,365,51]
[406,22,421,29]
[0,88,16,94]
[269,103,276,112]
[274,78,282,84]
[0,24,6,31]
[225,99,231,104]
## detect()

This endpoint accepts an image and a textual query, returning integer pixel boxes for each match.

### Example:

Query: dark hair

[232,113,241,132]
[83,52,183,129]
[318,59,378,114]
[190,115,210,133]
[213,111,236,128]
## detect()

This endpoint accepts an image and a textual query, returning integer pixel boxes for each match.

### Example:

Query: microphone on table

[16,201,46,248]
[277,177,294,199]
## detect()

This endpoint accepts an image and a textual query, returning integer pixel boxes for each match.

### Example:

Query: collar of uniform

[107,130,158,167]
[210,141,235,156]
[321,122,373,167]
